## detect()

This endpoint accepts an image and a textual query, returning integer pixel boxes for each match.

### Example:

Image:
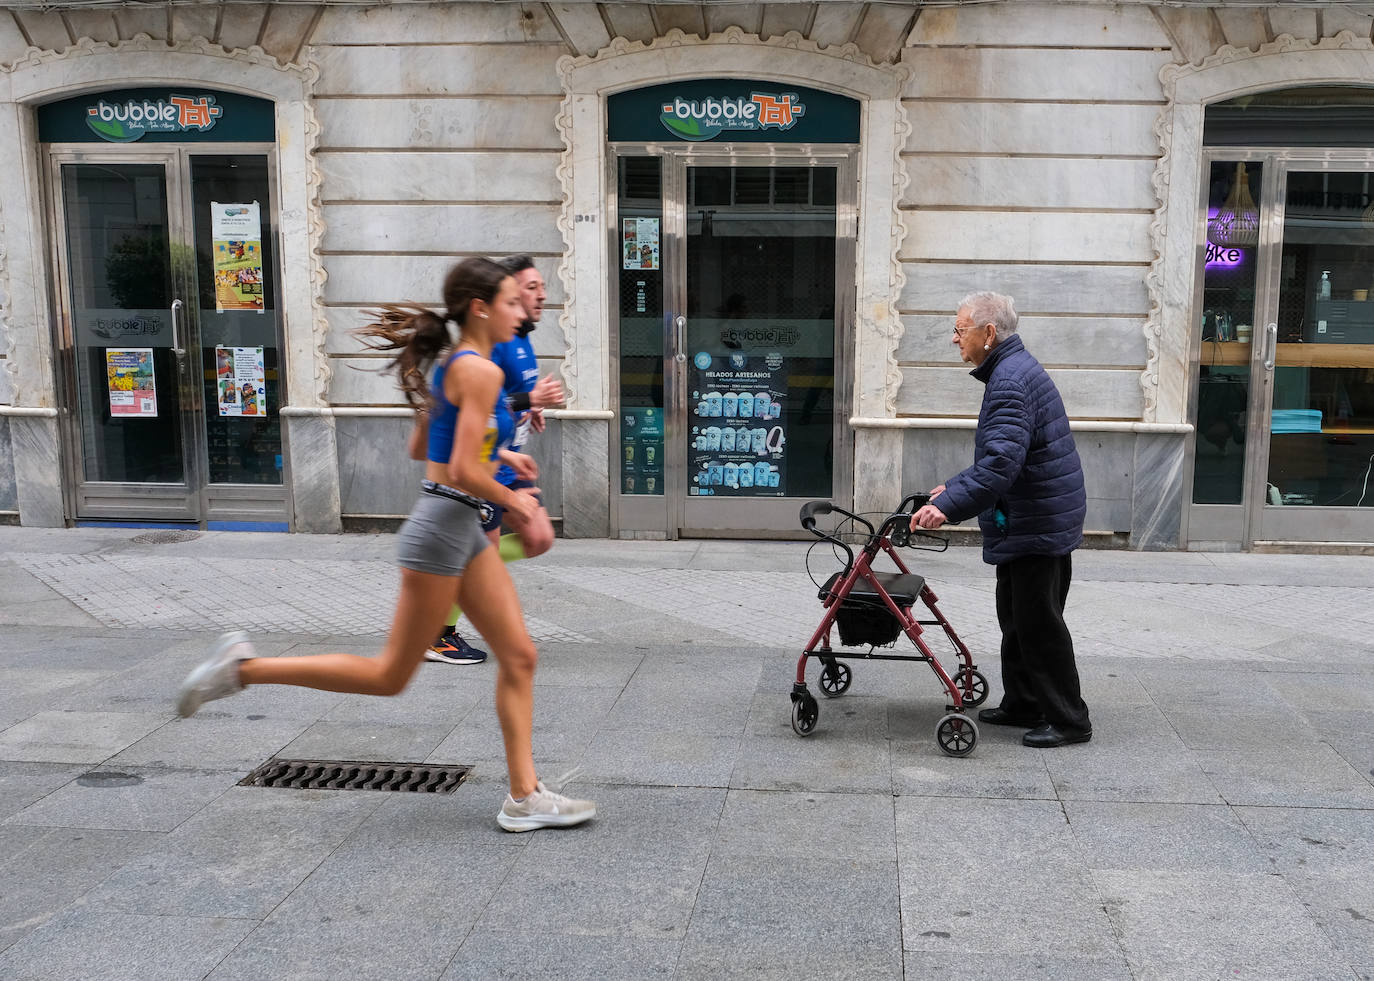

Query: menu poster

[621,406,664,496]
[211,201,265,313]
[216,345,267,417]
[688,351,787,497]
[105,348,157,417]
[621,217,660,271]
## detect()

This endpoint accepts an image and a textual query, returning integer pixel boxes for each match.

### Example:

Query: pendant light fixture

[1207,162,1260,248]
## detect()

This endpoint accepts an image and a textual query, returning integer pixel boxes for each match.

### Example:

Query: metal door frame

[43,141,284,525]
[1185,147,1374,547]
[607,142,859,539]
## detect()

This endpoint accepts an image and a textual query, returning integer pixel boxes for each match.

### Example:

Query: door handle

[1263,321,1277,371]
[674,315,687,364]
[170,299,186,360]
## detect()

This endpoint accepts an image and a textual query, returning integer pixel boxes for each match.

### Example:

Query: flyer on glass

[687,350,787,497]
[621,217,660,270]
[105,348,157,417]
[216,345,267,417]
[211,201,265,313]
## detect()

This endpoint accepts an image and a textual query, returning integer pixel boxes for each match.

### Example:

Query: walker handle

[898,493,931,513]
[799,500,857,569]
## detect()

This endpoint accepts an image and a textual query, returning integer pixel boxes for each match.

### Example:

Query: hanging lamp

[1207,162,1260,248]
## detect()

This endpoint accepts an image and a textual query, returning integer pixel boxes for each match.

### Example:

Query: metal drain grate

[131,530,202,545]
[239,759,471,794]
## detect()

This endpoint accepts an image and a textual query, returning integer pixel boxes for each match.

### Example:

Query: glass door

[52,155,200,520]
[612,147,854,537]
[1252,159,1374,543]
[49,148,286,525]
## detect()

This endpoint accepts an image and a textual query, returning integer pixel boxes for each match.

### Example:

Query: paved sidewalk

[0,525,1372,980]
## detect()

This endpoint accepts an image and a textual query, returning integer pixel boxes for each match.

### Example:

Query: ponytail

[355,305,450,409]
[354,256,510,409]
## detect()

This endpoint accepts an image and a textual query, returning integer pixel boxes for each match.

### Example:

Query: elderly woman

[910,291,1092,748]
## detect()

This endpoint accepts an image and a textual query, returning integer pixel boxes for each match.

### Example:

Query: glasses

[952,323,978,338]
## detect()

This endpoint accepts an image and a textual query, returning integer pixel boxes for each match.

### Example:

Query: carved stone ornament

[0,34,329,407]
[1145,30,1374,424]
[555,26,911,415]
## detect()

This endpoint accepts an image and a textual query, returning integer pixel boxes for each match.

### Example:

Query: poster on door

[216,345,266,417]
[620,406,664,496]
[621,217,660,270]
[687,350,787,497]
[105,348,157,417]
[211,201,265,313]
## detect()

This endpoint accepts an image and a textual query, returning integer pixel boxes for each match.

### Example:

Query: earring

[983,343,990,350]
[479,313,488,319]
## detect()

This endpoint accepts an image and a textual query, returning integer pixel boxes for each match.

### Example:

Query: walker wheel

[935,713,978,757]
[791,692,819,737]
[954,668,989,707]
[818,660,852,698]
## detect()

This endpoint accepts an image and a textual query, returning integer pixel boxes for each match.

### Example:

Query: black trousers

[994,553,1091,731]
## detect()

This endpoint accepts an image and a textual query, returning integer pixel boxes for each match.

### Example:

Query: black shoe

[978,707,1043,727]
[1022,723,1092,748]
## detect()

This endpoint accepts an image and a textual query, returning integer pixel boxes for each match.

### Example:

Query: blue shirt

[489,330,540,486]
[426,350,515,467]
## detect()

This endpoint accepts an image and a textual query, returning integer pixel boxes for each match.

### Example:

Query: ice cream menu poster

[620,406,664,496]
[688,351,787,497]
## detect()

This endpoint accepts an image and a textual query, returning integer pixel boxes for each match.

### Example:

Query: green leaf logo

[660,114,715,142]
[86,117,140,142]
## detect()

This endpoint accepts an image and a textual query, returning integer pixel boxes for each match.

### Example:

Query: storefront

[1,2,1373,550]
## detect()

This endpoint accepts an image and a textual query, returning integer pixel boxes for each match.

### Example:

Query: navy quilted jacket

[932,333,1086,565]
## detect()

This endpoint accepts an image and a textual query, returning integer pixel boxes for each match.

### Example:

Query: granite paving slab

[441,931,680,981]
[0,710,170,764]
[0,761,85,821]
[4,765,239,832]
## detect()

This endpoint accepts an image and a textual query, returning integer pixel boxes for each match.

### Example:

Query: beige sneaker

[497,779,596,832]
[176,631,251,718]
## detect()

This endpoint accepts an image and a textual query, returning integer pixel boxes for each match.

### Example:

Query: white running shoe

[497,779,597,833]
[176,631,252,718]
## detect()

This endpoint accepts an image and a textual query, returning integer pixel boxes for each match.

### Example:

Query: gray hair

[959,291,1019,335]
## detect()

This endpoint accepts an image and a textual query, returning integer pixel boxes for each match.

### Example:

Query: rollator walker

[791,496,986,756]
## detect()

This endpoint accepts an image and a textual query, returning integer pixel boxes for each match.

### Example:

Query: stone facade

[1,1,1372,548]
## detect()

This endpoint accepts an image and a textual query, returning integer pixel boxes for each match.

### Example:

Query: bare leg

[458,545,538,799]
[239,567,455,695]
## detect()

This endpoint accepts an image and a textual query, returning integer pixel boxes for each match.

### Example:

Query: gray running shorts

[395,488,492,577]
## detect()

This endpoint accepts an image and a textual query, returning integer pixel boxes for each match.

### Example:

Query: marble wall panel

[760,3,812,39]
[315,96,563,150]
[1153,7,1227,64]
[1131,433,1187,550]
[653,5,708,38]
[902,211,1154,265]
[0,418,17,511]
[312,44,564,96]
[112,9,168,42]
[321,204,563,254]
[0,14,27,65]
[549,3,612,56]
[897,366,1143,420]
[908,4,1169,48]
[897,315,1147,368]
[168,6,220,46]
[600,3,657,43]
[703,5,761,35]
[336,415,425,517]
[902,47,1174,101]
[1324,8,1374,39]
[12,10,70,51]
[64,11,120,44]
[10,414,62,527]
[323,306,568,358]
[257,5,321,65]
[900,428,975,502]
[0,360,13,404]
[903,102,1162,157]
[1266,9,1320,42]
[560,419,609,537]
[215,4,270,52]
[1074,430,1134,532]
[526,417,563,518]
[313,4,562,45]
[283,414,343,533]
[321,255,565,308]
[319,151,561,202]
[853,3,914,63]
[854,427,904,515]
[1212,9,1270,52]
[809,4,866,49]
[902,157,1158,211]
[899,262,1150,317]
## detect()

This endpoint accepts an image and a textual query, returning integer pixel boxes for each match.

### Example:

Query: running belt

[420,479,495,524]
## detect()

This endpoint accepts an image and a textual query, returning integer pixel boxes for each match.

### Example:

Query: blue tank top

[426,350,516,466]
